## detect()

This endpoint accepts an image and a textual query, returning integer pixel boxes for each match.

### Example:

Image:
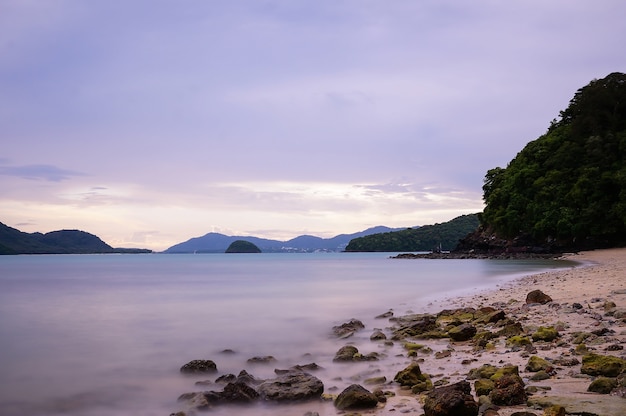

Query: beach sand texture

[377,248,626,416]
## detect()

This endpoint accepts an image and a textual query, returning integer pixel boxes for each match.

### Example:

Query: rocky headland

[170,248,626,416]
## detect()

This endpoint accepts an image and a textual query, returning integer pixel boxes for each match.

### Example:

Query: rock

[588,376,618,394]
[391,313,439,339]
[215,374,236,384]
[370,329,387,341]
[332,345,378,362]
[528,394,626,416]
[532,326,559,342]
[177,392,211,410]
[423,380,479,416]
[475,309,506,324]
[526,290,552,304]
[489,374,527,406]
[474,378,495,396]
[275,363,322,374]
[394,362,430,387]
[334,384,379,410]
[581,353,626,377]
[180,359,218,374]
[257,372,324,402]
[530,370,551,381]
[490,365,519,382]
[204,380,260,404]
[333,345,359,361]
[525,356,551,372]
[247,355,276,364]
[467,364,498,380]
[448,323,478,341]
[332,318,365,338]
[542,405,565,416]
[497,321,524,337]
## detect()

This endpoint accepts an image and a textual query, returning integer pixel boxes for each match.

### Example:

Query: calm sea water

[0,253,574,416]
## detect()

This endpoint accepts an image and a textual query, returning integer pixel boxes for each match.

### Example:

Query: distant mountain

[163,225,410,253]
[344,214,480,252]
[0,222,151,255]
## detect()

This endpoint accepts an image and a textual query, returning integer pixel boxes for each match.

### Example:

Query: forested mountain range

[470,72,626,252]
[0,222,151,255]
[344,214,479,252]
[163,225,411,253]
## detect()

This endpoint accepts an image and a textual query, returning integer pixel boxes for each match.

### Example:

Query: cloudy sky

[1,1,624,251]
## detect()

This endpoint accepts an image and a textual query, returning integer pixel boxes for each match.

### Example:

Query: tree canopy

[480,72,626,248]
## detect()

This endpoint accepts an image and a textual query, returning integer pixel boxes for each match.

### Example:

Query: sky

[1,1,625,251]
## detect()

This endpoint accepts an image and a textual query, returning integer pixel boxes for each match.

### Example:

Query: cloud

[0,163,86,182]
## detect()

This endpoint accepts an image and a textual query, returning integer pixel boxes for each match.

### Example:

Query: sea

[0,252,577,416]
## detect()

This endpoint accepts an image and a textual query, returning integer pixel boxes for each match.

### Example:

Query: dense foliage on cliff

[480,72,626,248]
[0,222,151,254]
[344,214,479,252]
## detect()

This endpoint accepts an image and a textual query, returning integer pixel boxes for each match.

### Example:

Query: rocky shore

[170,248,626,416]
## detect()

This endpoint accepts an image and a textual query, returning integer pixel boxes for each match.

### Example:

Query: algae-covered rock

[334,384,379,410]
[467,364,498,380]
[543,405,566,416]
[532,326,559,342]
[333,345,359,361]
[506,335,532,348]
[394,362,430,387]
[474,378,495,396]
[490,365,519,382]
[587,376,618,394]
[525,356,551,372]
[581,353,626,377]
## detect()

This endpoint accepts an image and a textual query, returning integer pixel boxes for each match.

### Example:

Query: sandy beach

[374,248,626,415]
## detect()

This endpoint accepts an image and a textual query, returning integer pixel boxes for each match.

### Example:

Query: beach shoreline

[374,247,626,415]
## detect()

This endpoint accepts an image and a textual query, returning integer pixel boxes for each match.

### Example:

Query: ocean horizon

[0,252,576,416]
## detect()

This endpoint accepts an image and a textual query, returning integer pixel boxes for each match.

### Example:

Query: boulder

[525,356,551,372]
[332,318,365,338]
[334,384,379,410]
[370,329,387,341]
[474,378,495,396]
[394,362,430,387]
[247,355,276,364]
[423,380,479,416]
[489,374,526,406]
[391,314,439,339]
[526,290,552,304]
[257,372,324,402]
[204,380,260,404]
[180,359,218,374]
[581,353,626,377]
[333,345,359,361]
[532,326,559,342]
[448,323,478,341]
[587,376,618,394]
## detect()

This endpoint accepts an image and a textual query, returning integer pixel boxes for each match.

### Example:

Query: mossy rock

[411,378,433,393]
[474,378,495,396]
[581,353,626,377]
[574,343,589,355]
[394,362,429,387]
[588,376,618,394]
[530,370,551,381]
[506,335,532,348]
[490,365,519,381]
[532,326,559,342]
[571,331,593,344]
[543,405,566,416]
[448,323,477,341]
[467,364,498,380]
[525,355,551,372]
[473,331,497,348]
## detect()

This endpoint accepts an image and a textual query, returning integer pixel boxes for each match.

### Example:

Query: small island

[225,240,262,253]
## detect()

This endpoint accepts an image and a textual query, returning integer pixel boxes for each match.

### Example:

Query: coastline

[170,249,626,415]
[376,248,626,415]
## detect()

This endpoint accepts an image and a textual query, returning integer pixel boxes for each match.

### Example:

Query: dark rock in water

[526,289,552,304]
[205,380,260,404]
[391,313,439,339]
[332,318,365,338]
[448,323,477,341]
[257,372,324,402]
[215,374,236,384]
[489,374,527,406]
[423,380,478,416]
[334,384,379,410]
[177,392,211,410]
[247,355,276,364]
[235,369,262,385]
[333,345,378,362]
[180,359,217,374]
[370,329,387,341]
[275,363,322,374]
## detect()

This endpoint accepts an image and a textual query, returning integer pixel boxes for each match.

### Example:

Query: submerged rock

[180,359,218,374]
[332,319,365,338]
[257,372,324,402]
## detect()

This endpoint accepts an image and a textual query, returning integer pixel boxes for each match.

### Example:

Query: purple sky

[1,1,625,251]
